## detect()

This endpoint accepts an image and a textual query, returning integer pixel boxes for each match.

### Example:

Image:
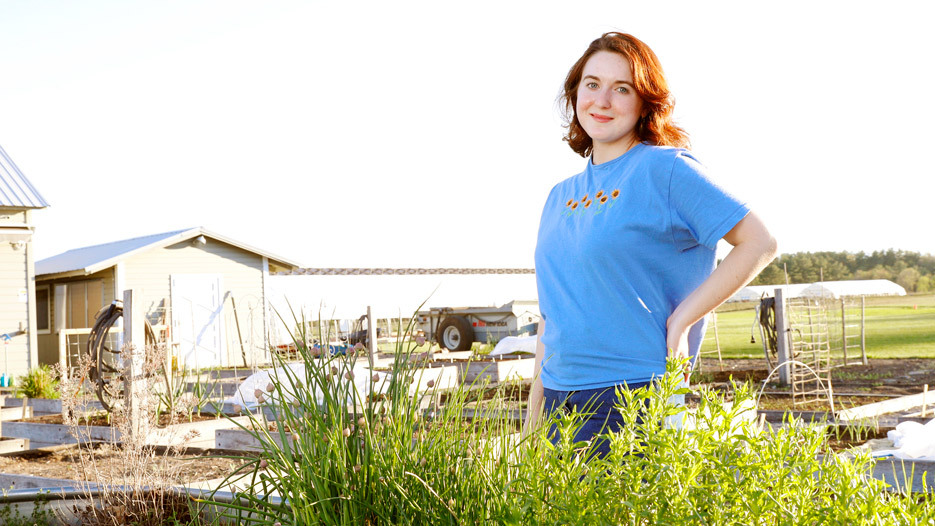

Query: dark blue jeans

[542,381,650,460]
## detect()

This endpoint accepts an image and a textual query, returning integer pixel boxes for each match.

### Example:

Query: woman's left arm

[666,211,779,362]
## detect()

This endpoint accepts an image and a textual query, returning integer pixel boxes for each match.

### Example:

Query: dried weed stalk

[59,341,206,526]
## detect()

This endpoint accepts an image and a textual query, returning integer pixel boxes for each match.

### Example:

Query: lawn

[700,293,935,361]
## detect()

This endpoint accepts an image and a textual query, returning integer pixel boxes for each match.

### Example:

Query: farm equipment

[416,300,540,352]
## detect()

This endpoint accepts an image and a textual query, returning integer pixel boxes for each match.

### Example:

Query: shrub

[15,364,60,399]
[205,314,935,525]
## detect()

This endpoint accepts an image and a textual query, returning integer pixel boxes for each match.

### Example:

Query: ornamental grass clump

[208,309,523,525]
[207,309,935,525]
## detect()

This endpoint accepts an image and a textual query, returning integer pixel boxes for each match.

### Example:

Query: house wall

[121,238,267,367]
[36,267,115,367]
[0,236,30,380]
[0,207,33,381]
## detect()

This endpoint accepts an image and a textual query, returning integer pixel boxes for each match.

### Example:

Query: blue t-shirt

[534,143,749,391]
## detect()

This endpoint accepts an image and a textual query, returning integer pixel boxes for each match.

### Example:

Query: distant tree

[917,275,933,293]
[897,268,922,292]
[751,249,935,285]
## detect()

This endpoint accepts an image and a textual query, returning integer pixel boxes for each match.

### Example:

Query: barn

[0,144,49,383]
[35,227,301,372]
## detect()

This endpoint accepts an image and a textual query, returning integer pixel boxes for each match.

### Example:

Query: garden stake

[922,384,929,418]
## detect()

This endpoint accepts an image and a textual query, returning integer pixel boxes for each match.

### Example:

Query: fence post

[841,298,848,364]
[860,295,868,365]
[123,289,149,440]
[367,305,377,369]
[58,330,68,381]
[774,288,791,386]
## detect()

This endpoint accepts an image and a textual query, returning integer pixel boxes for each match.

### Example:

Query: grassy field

[700,292,935,361]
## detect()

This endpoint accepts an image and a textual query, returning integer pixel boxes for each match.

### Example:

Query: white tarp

[873,419,935,460]
[489,335,538,356]
[225,361,390,409]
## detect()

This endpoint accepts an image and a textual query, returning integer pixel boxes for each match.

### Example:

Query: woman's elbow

[762,232,779,261]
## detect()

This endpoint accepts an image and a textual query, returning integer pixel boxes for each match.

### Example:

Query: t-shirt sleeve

[668,152,749,251]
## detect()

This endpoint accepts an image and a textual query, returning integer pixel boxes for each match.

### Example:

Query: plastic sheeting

[224,362,390,410]
[489,335,538,356]
[874,419,935,460]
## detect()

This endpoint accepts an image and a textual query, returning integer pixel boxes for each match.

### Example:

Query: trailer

[416,300,540,352]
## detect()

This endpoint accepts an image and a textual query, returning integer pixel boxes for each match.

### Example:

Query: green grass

[701,293,935,360]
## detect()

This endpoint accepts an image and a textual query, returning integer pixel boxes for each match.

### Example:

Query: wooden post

[712,312,723,371]
[922,384,929,419]
[366,306,377,369]
[860,295,868,365]
[841,298,848,364]
[58,331,68,381]
[123,290,149,439]
[774,288,791,386]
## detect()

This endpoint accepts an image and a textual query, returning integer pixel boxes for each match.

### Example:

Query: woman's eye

[586,82,599,89]
[616,86,629,94]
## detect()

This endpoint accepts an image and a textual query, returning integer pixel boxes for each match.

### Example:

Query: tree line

[750,249,935,293]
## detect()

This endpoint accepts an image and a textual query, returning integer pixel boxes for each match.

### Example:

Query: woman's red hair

[561,32,689,156]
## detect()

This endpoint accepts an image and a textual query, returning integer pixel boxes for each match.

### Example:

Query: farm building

[729,280,906,302]
[0,144,49,381]
[728,284,809,302]
[799,279,906,299]
[35,227,301,372]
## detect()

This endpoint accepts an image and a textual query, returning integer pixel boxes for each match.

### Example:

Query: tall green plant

[203,310,935,525]
[15,364,60,399]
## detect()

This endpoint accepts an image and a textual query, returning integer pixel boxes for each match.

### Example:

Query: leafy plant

[201,307,935,525]
[15,364,60,399]
[0,491,55,526]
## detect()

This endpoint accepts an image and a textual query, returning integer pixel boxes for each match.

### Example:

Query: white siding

[121,239,266,367]
[0,242,30,380]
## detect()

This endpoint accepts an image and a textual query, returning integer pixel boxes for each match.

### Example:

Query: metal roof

[0,143,49,209]
[36,227,302,278]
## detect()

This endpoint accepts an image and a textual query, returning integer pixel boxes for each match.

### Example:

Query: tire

[437,316,474,352]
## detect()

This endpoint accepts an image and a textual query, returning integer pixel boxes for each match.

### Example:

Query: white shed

[35,228,301,371]
[799,280,907,299]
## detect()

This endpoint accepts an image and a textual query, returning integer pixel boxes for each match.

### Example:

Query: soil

[22,412,224,427]
[696,358,935,397]
[0,443,252,484]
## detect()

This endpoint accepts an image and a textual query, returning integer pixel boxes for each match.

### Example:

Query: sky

[2,1,934,279]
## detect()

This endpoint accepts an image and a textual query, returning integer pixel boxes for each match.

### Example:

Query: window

[36,286,50,333]
[67,280,104,329]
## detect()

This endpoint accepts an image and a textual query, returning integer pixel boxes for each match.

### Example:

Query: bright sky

[2,0,934,275]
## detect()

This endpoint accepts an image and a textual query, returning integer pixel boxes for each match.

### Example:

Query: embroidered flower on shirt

[566,199,574,207]
[595,190,604,199]
[581,194,589,202]
[584,199,592,208]
[571,202,579,210]
[611,189,620,198]
[600,195,609,204]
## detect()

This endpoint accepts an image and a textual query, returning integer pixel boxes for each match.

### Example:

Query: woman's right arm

[522,318,546,438]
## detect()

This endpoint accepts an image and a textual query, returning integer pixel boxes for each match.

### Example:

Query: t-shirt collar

[587,142,645,175]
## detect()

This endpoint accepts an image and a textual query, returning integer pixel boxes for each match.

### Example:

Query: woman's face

[575,51,644,161]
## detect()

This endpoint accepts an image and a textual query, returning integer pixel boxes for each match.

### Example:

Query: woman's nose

[594,88,611,107]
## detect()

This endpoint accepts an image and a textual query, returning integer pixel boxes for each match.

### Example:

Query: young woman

[524,32,778,457]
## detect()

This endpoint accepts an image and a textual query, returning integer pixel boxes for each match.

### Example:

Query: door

[170,274,226,369]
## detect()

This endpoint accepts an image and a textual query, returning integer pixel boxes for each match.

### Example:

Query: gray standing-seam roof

[0,144,50,209]
[36,227,302,277]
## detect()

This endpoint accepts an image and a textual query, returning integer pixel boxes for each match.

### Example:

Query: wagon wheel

[86,302,157,413]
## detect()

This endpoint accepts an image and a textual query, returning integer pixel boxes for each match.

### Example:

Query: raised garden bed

[1,414,253,449]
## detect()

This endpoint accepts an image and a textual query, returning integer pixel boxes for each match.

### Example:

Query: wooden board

[1,416,252,449]
[838,392,932,421]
